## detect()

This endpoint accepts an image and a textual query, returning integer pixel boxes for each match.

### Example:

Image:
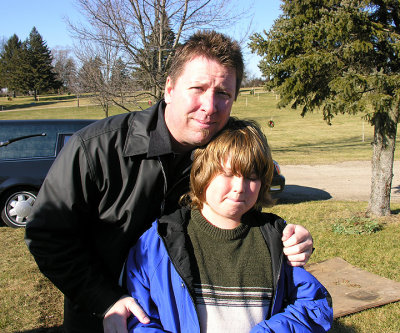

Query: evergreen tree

[24,27,62,100]
[0,34,24,97]
[250,0,400,216]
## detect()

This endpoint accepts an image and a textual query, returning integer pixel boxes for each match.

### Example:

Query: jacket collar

[123,100,174,157]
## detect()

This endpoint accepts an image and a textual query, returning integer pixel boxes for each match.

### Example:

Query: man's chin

[193,129,212,146]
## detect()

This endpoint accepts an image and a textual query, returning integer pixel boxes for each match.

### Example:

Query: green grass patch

[332,216,383,235]
[268,201,400,333]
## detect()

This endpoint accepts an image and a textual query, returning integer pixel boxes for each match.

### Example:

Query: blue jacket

[126,208,333,332]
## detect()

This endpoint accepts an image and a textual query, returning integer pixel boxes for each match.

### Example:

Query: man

[25,31,313,333]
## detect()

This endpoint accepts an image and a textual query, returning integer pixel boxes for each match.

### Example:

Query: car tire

[0,188,37,228]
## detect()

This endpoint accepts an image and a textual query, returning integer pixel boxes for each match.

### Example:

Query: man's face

[164,56,236,151]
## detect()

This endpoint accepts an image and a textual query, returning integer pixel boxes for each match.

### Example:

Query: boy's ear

[164,77,173,104]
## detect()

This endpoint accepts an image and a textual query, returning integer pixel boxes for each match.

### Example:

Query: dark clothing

[25,101,192,332]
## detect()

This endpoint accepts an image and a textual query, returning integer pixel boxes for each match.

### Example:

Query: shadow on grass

[391,208,400,215]
[274,185,332,204]
[38,95,76,102]
[15,327,64,333]
[392,185,400,194]
[0,95,77,111]
[273,135,374,153]
[1,102,60,111]
[330,319,358,333]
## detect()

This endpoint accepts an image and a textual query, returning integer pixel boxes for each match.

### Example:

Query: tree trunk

[368,110,399,216]
[154,85,162,101]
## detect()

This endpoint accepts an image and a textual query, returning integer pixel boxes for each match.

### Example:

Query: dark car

[0,118,285,227]
[0,119,95,227]
[271,160,285,194]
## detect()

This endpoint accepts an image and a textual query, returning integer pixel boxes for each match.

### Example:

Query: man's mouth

[193,118,215,128]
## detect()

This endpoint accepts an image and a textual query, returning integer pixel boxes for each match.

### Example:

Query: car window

[56,134,74,154]
[0,120,93,160]
[0,131,56,160]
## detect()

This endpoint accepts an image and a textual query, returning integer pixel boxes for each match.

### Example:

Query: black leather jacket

[25,101,191,322]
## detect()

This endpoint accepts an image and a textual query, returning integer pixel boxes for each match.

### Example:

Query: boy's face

[201,158,261,228]
[164,56,236,152]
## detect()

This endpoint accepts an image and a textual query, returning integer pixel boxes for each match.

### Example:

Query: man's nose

[200,90,217,116]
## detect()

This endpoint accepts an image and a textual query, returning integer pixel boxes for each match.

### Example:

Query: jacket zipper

[270,251,283,315]
[259,225,284,317]
[158,157,168,214]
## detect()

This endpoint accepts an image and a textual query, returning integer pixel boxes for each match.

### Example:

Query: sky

[0,0,282,77]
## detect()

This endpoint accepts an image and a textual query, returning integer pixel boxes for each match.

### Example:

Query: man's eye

[218,91,231,98]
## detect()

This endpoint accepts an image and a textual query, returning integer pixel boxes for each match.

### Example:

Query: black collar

[147,101,174,157]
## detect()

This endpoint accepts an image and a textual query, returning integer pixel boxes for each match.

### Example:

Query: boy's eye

[247,173,259,181]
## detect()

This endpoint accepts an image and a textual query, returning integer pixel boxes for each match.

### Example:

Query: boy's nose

[232,176,245,192]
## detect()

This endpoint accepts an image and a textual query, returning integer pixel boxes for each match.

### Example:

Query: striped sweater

[187,209,273,332]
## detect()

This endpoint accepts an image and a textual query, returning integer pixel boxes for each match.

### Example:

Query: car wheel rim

[5,192,36,227]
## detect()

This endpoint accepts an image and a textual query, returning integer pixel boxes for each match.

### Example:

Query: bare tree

[75,25,137,117]
[67,0,252,101]
[52,48,78,93]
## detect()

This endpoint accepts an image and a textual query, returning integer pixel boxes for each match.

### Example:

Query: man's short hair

[188,118,274,210]
[168,30,244,99]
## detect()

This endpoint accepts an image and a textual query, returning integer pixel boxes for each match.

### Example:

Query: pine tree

[250,0,400,216]
[0,34,24,97]
[24,27,62,100]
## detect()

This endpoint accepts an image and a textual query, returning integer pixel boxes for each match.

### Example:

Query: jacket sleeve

[250,264,333,333]
[126,229,168,332]
[25,133,125,316]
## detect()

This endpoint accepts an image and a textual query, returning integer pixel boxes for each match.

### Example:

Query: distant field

[1,91,398,164]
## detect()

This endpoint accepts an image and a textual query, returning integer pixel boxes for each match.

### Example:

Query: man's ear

[164,77,173,104]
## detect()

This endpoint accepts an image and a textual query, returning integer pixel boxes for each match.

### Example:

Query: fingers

[282,224,314,266]
[283,246,313,267]
[128,299,150,324]
[103,296,150,333]
[281,223,295,242]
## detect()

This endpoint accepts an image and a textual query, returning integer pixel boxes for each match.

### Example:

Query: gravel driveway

[276,161,400,203]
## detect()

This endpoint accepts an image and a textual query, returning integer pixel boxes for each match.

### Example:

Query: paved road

[276,161,400,203]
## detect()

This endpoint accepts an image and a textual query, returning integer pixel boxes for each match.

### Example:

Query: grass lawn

[1,92,400,332]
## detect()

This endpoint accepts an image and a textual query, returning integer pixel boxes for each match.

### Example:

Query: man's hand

[103,296,150,333]
[282,224,313,267]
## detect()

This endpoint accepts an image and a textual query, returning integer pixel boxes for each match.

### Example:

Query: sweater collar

[190,209,249,241]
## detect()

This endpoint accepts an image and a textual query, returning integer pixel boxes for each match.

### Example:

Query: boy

[125,118,333,332]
